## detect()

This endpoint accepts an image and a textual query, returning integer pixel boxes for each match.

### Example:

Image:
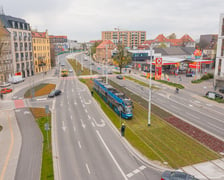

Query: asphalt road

[14,107,42,180]
[111,76,224,141]
[52,55,162,180]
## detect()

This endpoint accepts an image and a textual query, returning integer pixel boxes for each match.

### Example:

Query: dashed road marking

[126,165,146,178]
[78,141,82,149]
[86,164,90,174]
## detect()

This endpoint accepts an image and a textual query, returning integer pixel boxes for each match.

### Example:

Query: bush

[191,73,213,83]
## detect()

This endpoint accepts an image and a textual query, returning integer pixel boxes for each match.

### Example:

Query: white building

[0,14,33,77]
[214,14,224,87]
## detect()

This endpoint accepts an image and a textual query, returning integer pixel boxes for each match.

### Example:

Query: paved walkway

[0,108,21,180]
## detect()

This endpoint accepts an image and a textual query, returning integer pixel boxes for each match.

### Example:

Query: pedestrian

[0,93,3,100]
[179,76,182,81]
[91,90,94,96]
[121,123,126,137]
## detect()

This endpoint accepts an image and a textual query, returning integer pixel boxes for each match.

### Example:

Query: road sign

[156,58,162,65]
[44,122,50,131]
[45,105,49,114]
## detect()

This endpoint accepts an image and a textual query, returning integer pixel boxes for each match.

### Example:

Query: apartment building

[32,30,51,74]
[102,30,146,48]
[214,14,224,87]
[0,21,13,83]
[0,14,33,77]
[49,35,68,54]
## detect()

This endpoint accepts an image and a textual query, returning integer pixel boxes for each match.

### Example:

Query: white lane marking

[88,115,91,120]
[185,112,200,120]
[85,109,88,113]
[70,115,72,119]
[62,121,66,131]
[126,165,146,178]
[207,122,224,132]
[72,89,74,92]
[74,101,77,105]
[15,109,20,112]
[73,126,76,132]
[127,172,134,178]
[68,101,69,105]
[206,104,213,107]
[133,169,140,174]
[78,141,82,149]
[91,122,95,127]
[96,130,128,180]
[92,118,105,127]
[24,111,30,114]
[139,165,146,170]
[82,104,85,108]
[37,98,47,101]
[80,119,86,129]
[86,164,91,174]
[189,104,193,107]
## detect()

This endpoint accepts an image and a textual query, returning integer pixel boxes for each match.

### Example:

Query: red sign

[156,58,162,65]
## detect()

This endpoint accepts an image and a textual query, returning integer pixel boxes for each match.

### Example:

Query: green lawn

[81,78,220,168]
[30,108,54,180]
[68,59,98,76]
[124,76,158,89]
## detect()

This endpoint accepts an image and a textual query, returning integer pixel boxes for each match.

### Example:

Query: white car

[69,69,73,73]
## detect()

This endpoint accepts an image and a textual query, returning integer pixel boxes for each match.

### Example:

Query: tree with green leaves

[90,41,102,57]
[113,43,132,74]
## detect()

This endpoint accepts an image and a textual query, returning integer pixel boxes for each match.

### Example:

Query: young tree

[113,43,132,74]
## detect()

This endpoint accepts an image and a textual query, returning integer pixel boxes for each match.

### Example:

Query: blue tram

[93,78,133,119]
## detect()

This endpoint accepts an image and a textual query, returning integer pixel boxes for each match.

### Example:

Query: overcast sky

[1,0,224,42]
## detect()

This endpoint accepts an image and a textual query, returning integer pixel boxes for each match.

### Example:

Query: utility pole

[148,46,153,126]
[90,47,92,75]
[106,44,108,84]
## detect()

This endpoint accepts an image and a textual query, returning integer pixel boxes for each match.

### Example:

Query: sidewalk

[0,109,21,180]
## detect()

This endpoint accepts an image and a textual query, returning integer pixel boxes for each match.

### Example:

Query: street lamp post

[106,44,108,84]
[148,46,153,126]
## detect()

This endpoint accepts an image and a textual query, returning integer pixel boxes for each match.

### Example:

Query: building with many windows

[102,30,146,48]
[214,14,224,87]
[49,35,68,54]
[0,14,33,77]
[32,30,51,74]
[0,21,13,83]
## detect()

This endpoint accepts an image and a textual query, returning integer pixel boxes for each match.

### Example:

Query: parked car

[186,73,193,77]
[0,88,13,94]
[219,87,224,94]
[116,75,123,79]
[205,91,223,99]
[48,89,62,98]
[69,69,73,73]
[161,170,198,180]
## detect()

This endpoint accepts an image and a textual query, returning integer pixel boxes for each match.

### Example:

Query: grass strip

[24,83,56,98]
[68,59,98,76]
[80,78,220,168]
[30,108,54,180]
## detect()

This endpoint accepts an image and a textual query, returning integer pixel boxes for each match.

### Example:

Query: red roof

[142,34,195,47]
[154,34,167,42]
[97,40,116,49]
[32,31,47,38]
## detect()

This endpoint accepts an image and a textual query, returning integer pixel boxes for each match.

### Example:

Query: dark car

[205,91,223,99]
[48,89,62,98]
[116,75,123,79]
[161,171,198,180]
[219,87,224,94]
[186,73,193,77]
